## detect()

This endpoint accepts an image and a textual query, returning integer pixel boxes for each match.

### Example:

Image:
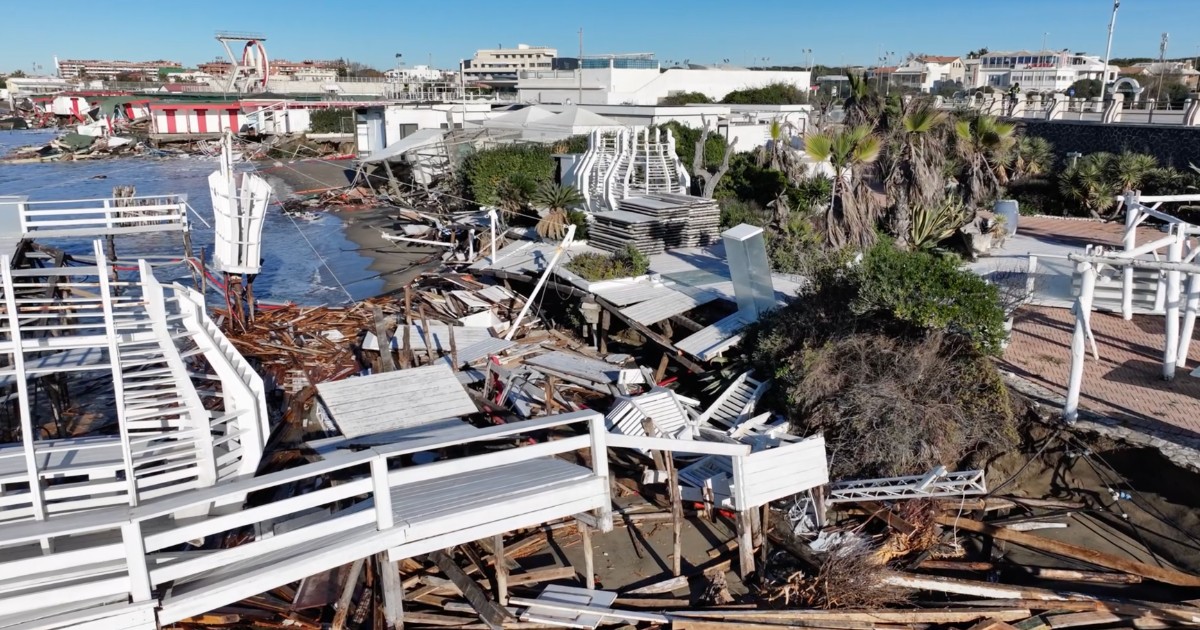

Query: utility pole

[577,27,584,105]
[1100,0,1120,101]
[1152,32,1168,114]
[1042,32,1049,52]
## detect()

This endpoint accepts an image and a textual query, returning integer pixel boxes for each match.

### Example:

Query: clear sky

[3,0,1198,74]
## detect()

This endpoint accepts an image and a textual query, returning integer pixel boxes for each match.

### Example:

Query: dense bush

[660,91,713,106]
[717,153,790,207]
[721,82,808,105]
[1006,177,1064,216]
[659,121,726,169]
[309,108,356,134]
[743,242,1017,478]
[564,244,649,281]
[719,198,771,229]
[460,144,555,206]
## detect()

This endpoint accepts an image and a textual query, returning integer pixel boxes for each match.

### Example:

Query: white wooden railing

[0,410,613,624]
[1114,191,1200,321]
[13,194,190,239]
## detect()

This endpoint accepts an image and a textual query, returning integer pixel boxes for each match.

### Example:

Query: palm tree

[532,183,584,240]
[1059,153,1119,219]
[757,118,806,181]
[1109,151,1157,192]
[887,100,948,246]
[804,124,882,249]
[844,73,884,129]
[1013,136,1054,179]
[954,114,1016,209]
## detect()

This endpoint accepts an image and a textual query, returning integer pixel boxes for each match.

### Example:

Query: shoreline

[257,164,441,297]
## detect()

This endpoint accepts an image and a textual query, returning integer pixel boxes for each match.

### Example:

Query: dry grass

[763,543,910,609]
[792,333,1020,479]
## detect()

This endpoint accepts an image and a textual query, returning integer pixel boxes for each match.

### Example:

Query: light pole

[1100,0,1120,101]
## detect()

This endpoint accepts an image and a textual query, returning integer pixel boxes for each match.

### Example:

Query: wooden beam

[667,454,683,577]
[736,510,755,579]
[934,515,1200,587]
[592,294,705,373]
[671,607,1032,624]
[493,535,508,606]
[373,305,396,373]
[429,550,509,629]
[580,519,595,590]
[331,558,366,630]
[376,553,404,629]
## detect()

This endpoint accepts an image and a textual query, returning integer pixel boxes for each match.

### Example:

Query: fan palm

[532,183,584,240]
[1109,151,1157,192]
[1013,136,1054,179]
[954,114,1016,209]
[887,100,948,247]
[1059,153,1119,219]
[804,125,882,249]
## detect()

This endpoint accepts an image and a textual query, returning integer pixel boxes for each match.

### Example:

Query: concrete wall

[1021,120,1200,168]
[519,68,812,106]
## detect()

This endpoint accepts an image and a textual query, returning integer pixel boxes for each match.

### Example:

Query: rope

[282,208,354,304]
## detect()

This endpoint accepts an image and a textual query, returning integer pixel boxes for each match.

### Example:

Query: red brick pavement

[1017,215,1161,250]
[1000,305,1200,440]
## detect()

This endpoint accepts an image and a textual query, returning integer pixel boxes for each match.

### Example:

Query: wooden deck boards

[316,364,479,438]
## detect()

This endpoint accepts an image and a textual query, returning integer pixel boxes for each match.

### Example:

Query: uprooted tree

[742,243,1020,479]
[690,117,738,199]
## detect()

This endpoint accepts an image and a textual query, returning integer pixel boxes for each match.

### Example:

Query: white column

[1177,272,1200,369]
[1164,226,1185,379]
[1065,261,1096,423]
[1121,191,1139,320]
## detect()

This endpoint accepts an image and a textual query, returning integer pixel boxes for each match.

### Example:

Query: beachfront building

[385,64,445,82]
[55,57,182,80]
[516,54,812,106]
[464,44,557,82]
[889,55,965,92]
[969,50,1118,92]
[1126,61,1200,90]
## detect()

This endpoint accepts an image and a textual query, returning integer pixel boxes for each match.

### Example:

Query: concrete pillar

[1047,93,1067,120]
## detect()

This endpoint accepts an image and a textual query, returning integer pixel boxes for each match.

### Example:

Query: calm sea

[0,130,383,304]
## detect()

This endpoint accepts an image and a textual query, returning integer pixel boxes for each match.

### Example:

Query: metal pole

[577,27,584,105]
[1100,0,1120,101]
[505,225,576,341]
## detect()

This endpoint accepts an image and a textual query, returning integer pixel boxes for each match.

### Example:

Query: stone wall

[1020,120,1200,168]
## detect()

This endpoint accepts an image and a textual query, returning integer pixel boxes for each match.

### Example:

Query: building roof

[920,55,961,63]
[483,105,557,128]
[538,106,624,129]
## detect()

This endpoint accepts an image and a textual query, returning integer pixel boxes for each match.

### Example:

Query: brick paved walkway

[1001,305,1200,441]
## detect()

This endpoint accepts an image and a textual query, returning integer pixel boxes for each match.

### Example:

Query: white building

[385,65,444,82]
[517,56,812,106]
[889,55,965,92]
[971,50,1118,92]
[3,76,74,106]
[465,44,556,80]
[289,67,339,82]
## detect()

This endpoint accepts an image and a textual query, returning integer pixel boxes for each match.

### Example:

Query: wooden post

[654,353,670,384]
[448,323,459,369]
[377,553,404,629]
[580,520,595,590]
[1164,226,1185,379]
[374,305,396,373]
[665,453,683,577]
[1121,191,1139,320]
[544,375,557,413]
[403,287,415,368]
[430,550,509,628]
[332,558,367,630]
[598,310,610,354]
[494,534,509,605]
[760,504,771,566]
[419,304,435,365]
[736,509,755,579]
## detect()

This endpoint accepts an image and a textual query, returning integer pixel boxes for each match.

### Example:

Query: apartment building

[889,55,965,92]
[56,58,182,80]
[464,44,556,80]
[970,50,1118,92]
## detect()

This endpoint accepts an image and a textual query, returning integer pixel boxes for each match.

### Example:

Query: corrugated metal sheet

[591,281,669,306]
[675,313,750,360]
[437,337,517,368]
[362,325,493,353]
[316,364,478,438]
[619,287,723,326]
[525,351,644,385]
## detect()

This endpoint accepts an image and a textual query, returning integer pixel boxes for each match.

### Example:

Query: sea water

[0,130,383,304]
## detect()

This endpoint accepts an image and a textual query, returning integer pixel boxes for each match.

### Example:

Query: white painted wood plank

[316,364,478,438]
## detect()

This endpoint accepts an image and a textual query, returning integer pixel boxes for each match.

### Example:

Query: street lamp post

[1100,0,1120,101]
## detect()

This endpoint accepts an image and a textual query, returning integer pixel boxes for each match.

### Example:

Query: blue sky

[3,0,1198,74]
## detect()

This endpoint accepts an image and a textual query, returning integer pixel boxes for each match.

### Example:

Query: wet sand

[338,207,445,295]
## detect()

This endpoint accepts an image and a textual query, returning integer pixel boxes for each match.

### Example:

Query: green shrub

[309,108,355,134]
[788,176,833,213]
[660,91,713,106]
[854,243,1006,354]
[721,82,808,105]
[564,244,650,281]
[741,241,1017,478]
[460,144,556,206]
[719,198,770,229]
[1006,177,1064,216]
[658,121,726,169]
[567,209,589,239]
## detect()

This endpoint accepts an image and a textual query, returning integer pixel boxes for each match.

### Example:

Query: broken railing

[9,194,190,239]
